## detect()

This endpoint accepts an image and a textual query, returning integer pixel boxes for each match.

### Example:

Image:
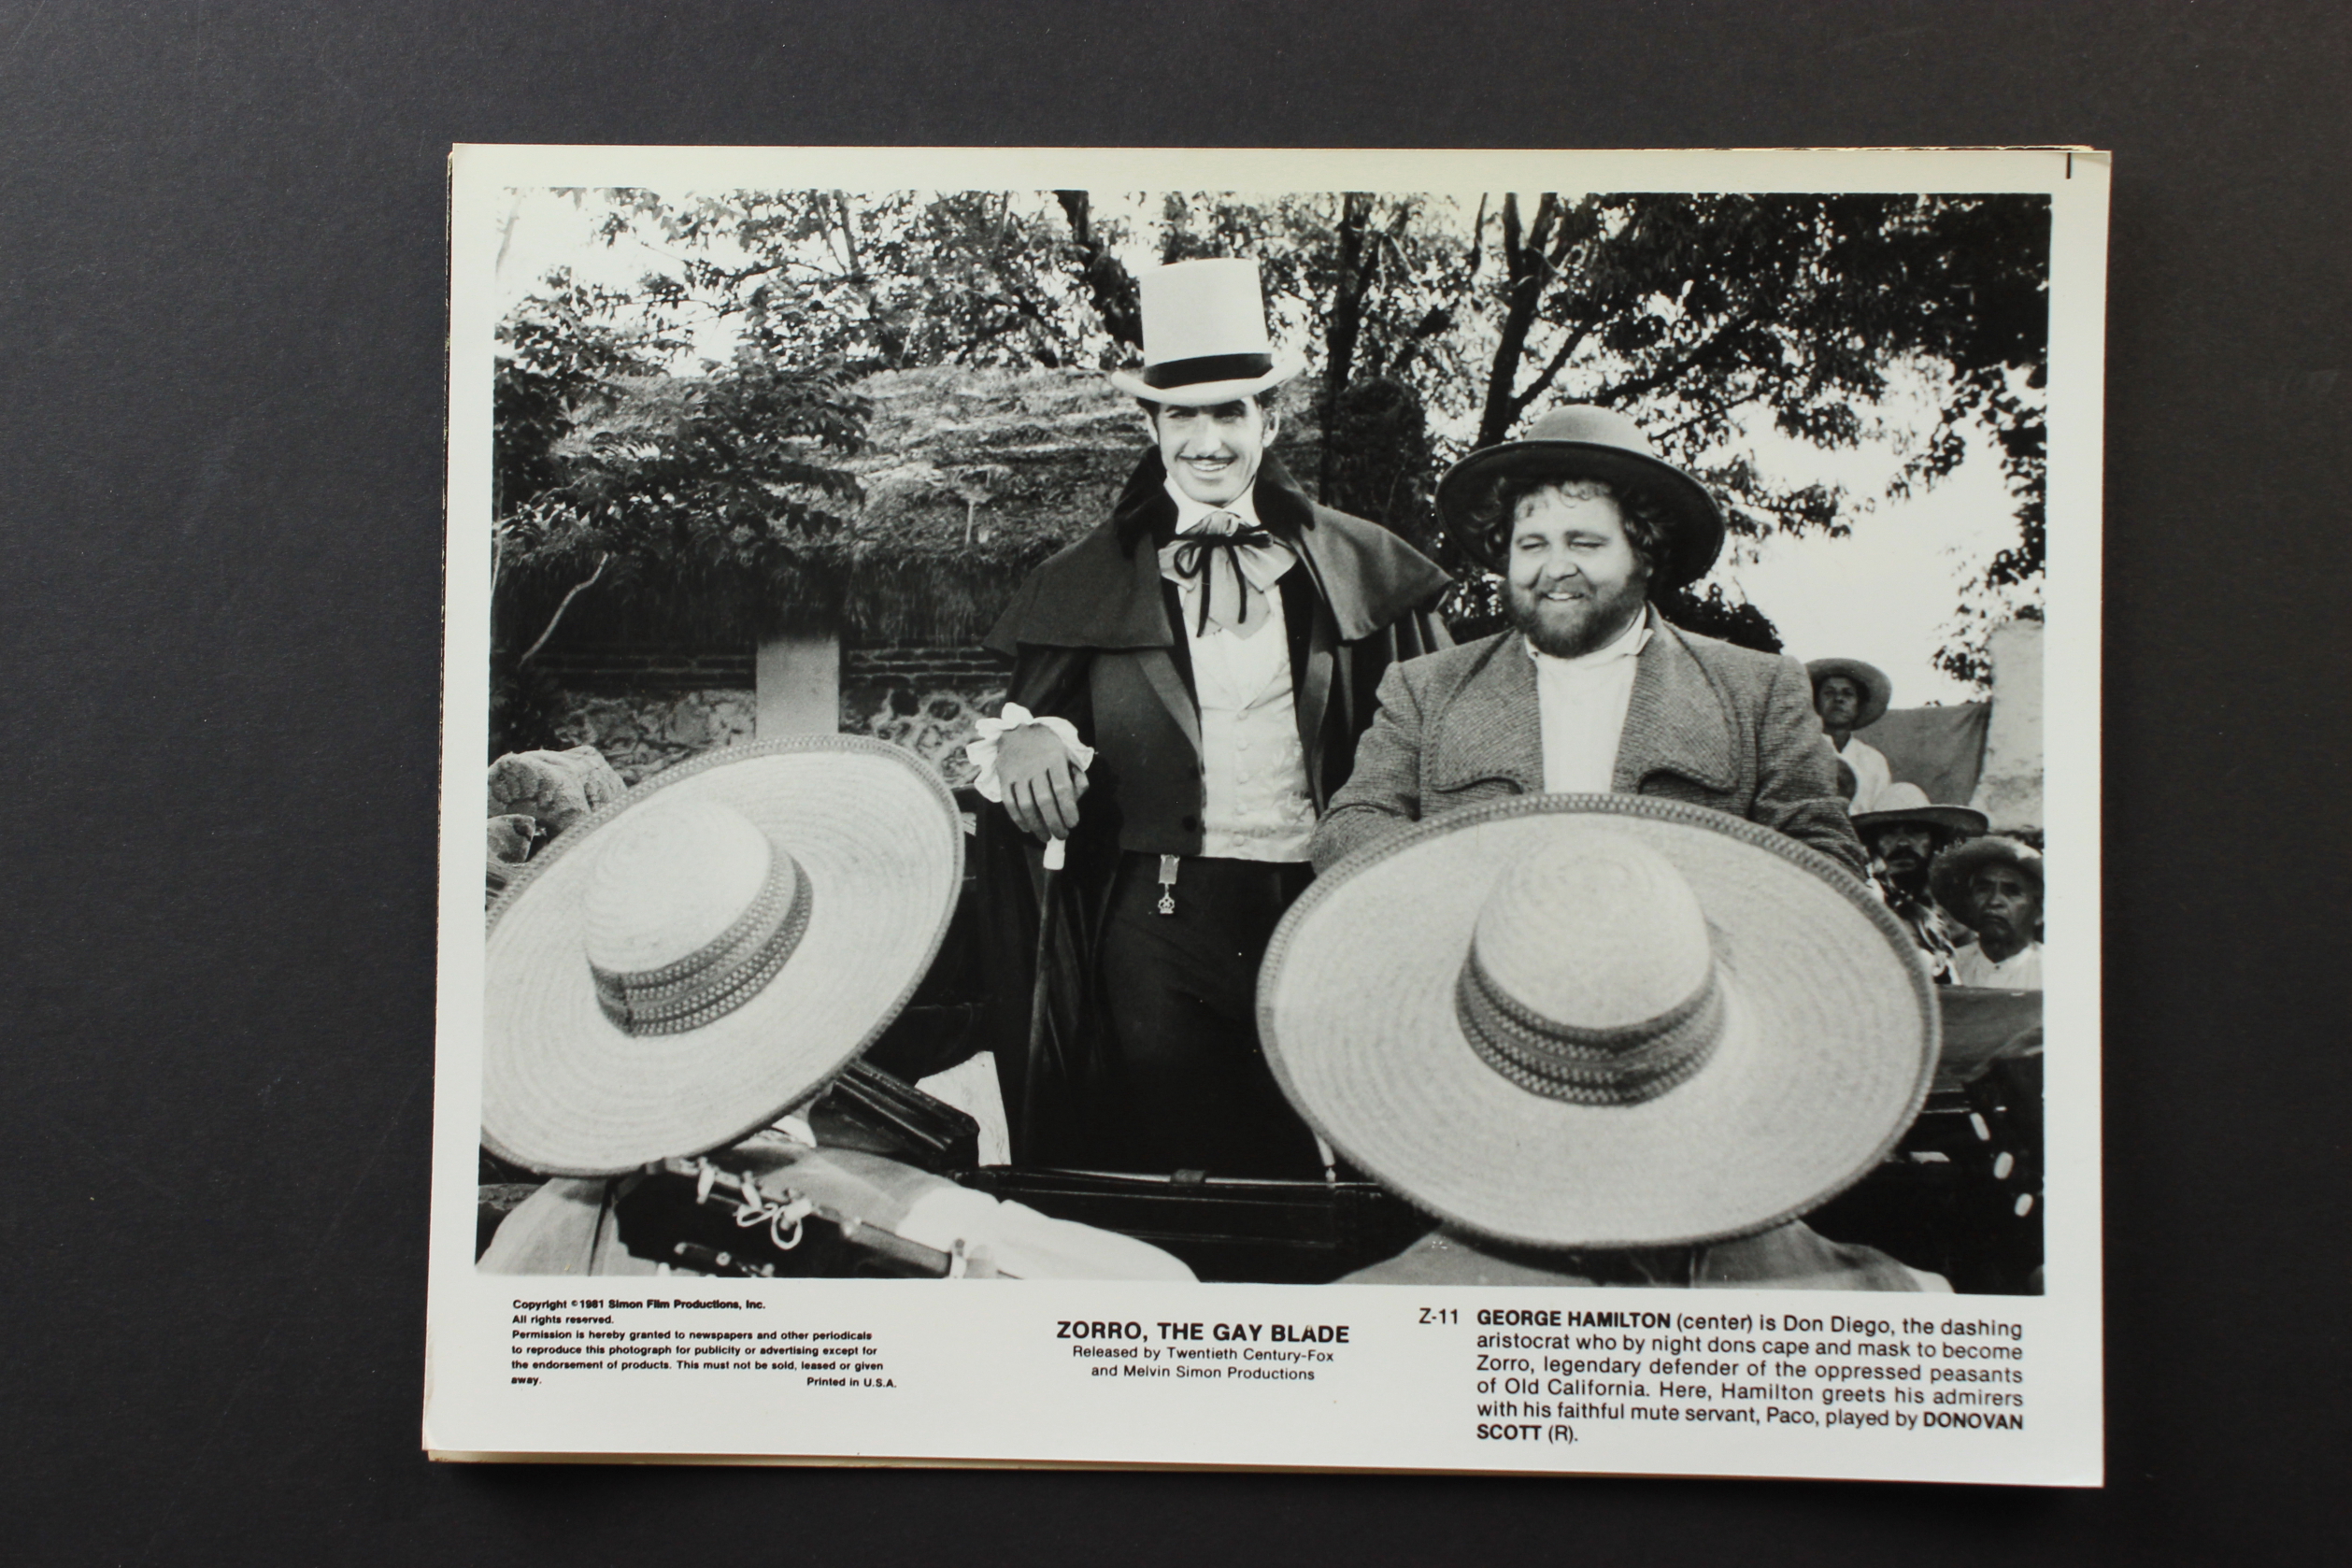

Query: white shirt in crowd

[1954,940,2043,990]
[1164,479,1317,862]
[1530,609,1651,794]
[1840,735,1894,813]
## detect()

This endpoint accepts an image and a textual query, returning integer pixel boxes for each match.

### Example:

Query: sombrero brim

[1258,794,1936,1250]
[482,737,962,1176]
[1932,985,2044,1088]
[1434,440,1727,587]
[1853,805,1987,838]
[1805,659,1893,728]
[1106,349,1306,406]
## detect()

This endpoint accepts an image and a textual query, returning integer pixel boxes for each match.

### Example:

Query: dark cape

[974,449,1451,1163]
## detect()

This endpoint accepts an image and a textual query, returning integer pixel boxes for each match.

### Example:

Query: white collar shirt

[1529,608,1653,795]
[1838,736,1894,814]
[1954,940,2043,991]
[1163,479,1313,862]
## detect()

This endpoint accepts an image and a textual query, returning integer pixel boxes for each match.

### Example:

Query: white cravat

[1530,609,1652,794]
[1159,479,1296,638]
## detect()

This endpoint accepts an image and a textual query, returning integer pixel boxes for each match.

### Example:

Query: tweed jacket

[1310,611,1866,875]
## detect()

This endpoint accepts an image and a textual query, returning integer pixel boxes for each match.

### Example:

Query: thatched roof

[514,364,1323,651]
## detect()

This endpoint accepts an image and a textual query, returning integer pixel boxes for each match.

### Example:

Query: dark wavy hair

[1465,472,1672,582]
[1133,385,1286,421]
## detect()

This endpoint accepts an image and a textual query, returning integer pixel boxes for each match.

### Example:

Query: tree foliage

[498,187,2049,688]
[489,268,871,755]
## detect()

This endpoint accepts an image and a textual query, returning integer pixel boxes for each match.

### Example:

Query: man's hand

[995,721,1089,841]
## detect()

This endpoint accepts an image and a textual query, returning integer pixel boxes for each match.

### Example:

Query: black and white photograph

[433,147,2103,1477]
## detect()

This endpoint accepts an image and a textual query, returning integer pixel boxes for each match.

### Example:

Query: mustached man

[978,259,1450,1178]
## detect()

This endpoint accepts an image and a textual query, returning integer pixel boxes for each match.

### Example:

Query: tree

[489,274,870,756]
[512,188,2048,685]
[576,188,1133,374]
[1153,191,2048,679]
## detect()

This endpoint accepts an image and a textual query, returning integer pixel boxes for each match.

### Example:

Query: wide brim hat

[1852,782,1987,840]
[1804,658,1893,728]
[1930,835,2044,922]
[482,736,962,1176]
[1105,256,1306,406]
[1433,405,1727,588]
[1259,795,1937,1250]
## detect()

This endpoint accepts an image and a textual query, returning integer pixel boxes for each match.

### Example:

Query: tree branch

[1586,306,1767,408]
[1504,316,1599,422]
[516,552,610,665]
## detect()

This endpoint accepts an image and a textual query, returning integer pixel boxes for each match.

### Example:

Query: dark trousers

[1092,853,1323,1179]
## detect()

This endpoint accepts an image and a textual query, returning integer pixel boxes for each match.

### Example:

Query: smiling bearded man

[1310,405,1863,876]
[976,258,1451,1179]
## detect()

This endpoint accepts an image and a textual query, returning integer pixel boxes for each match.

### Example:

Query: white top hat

[1106,258,1306,406]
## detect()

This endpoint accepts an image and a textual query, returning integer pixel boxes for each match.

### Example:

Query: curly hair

[1465,472,1672,579]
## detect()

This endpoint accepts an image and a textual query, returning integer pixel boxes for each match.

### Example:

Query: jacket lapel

[1429,636,1546,795]
[1613,616,1737,793]
[1135,646,1205,763]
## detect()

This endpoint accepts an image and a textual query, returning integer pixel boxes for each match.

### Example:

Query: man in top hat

[1262,795,1948,1290]
[1309,406,1863,876]
[1807,657,1897,813]
[978,258,1451,1179]
[1933,836,2046,990]
[1852,782,1987,983]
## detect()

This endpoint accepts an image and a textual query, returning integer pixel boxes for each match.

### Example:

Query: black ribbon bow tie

[1164,522,1278,635]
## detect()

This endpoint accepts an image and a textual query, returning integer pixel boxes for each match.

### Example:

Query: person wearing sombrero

[477,736,1192,1281]
[1853,782,1988,983]
[1309,405,1863,877]
[1262,795,1948,1290]
[976,258,1450,1179]
[1933,835,2045,991]
[1806,656,1896,813]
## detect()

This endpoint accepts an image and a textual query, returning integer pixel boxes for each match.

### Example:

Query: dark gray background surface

[1,3,2342,1562]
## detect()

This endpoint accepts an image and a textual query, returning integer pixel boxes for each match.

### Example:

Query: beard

[1504,577,1648,659]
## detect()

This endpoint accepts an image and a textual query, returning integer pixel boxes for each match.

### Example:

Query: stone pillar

[1969,620,2044,833]
[755,628,842,737]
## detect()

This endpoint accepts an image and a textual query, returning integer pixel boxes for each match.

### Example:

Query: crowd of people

[478,258,2046,1294]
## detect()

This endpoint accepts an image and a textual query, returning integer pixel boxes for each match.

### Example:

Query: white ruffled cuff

[963,703,1094,804]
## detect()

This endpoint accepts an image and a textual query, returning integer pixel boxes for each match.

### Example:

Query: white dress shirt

[1530,609,1652,794]
[1164,480,1316,862]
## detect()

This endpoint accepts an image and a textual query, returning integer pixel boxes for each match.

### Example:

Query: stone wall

[837,645,1015,788]
[537,642,1014,789]
[551,688,756,785]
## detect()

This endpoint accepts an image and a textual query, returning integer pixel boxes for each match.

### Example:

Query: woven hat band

[590,854,813,1036]
[1454,947,1727,1106]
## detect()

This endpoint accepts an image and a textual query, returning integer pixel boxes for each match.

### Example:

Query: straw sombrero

[1852,781,1987,841]
[1804,658,1893,729]
[1258,795,1937,1250]
[1930,835,2044,924]
[482,736,963,1176]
